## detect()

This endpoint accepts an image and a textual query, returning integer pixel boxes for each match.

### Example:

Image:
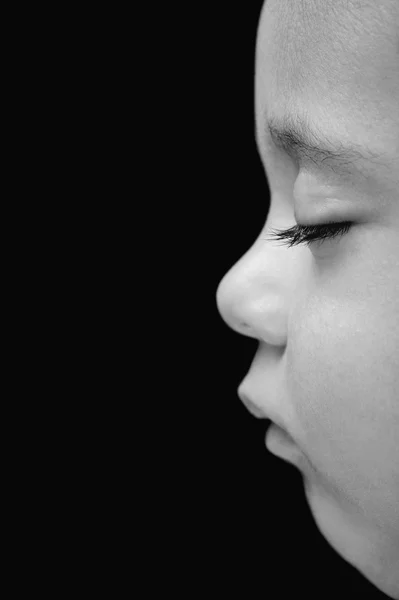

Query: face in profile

[216,0,399,597]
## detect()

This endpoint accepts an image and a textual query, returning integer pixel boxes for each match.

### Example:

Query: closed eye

[265,221,353,248]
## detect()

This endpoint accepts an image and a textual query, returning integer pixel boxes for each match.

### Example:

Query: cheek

[286,295,399,524]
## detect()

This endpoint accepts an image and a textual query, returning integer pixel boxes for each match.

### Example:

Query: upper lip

[237,384,289,433]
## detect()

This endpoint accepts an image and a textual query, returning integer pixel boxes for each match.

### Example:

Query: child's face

[216,1,399,597]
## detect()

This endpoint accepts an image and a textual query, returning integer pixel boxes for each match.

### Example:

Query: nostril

[235,321,259,339]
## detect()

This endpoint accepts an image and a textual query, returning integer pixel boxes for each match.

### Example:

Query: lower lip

[265,424,301,463]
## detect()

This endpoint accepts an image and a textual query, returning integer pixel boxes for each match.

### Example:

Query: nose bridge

[216,242,292,346]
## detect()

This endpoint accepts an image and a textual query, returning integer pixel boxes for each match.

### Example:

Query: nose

[216,270,259,339]
[215,243,290,347]
[216,277,260,340]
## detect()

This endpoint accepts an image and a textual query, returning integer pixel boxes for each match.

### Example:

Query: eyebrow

[265,114,384,177]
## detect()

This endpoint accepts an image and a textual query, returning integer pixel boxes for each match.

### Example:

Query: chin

[303,476,399,599]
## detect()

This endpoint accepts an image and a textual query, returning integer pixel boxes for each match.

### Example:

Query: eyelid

[265,221,353,248]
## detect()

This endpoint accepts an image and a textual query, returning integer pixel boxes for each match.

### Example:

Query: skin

[215,1,399,597]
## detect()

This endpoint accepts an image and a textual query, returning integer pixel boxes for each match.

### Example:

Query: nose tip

[216,279,257,338]
[215,275,228,320]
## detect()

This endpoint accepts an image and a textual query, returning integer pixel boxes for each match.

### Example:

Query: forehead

[256,0,399,157]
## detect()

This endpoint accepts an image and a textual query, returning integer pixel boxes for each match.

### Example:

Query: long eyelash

[265,221,353,248]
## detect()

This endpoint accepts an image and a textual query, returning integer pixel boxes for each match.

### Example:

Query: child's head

[216,1,399,596]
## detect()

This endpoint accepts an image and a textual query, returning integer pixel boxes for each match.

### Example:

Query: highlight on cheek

[265,221,353,248]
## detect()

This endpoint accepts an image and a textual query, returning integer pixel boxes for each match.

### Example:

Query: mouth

[237,385,289,433]
[238,384,307,469]
[265,423,302,464]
